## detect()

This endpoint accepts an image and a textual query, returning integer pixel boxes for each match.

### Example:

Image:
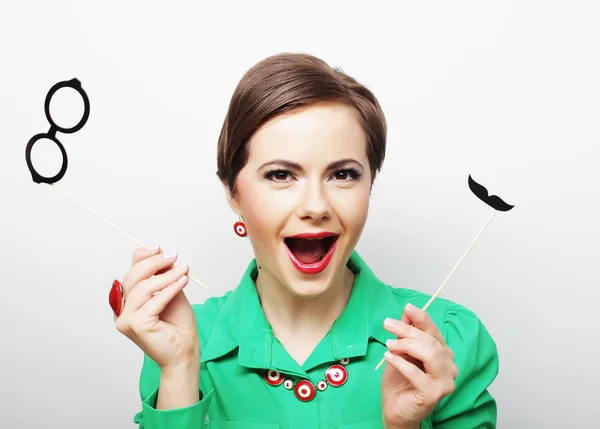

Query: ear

[222,182,242,218]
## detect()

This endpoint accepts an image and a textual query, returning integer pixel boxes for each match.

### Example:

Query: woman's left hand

[380,303,458,429]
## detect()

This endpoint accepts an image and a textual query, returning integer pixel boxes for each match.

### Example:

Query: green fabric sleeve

[132,353,214,428]
[419,419,433,429]
[133,386,214,429]
[432,302,499,428]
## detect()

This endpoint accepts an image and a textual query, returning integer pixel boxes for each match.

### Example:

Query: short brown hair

[216,52,387,193]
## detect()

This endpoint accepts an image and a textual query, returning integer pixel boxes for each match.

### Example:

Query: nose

[297,179,331,221]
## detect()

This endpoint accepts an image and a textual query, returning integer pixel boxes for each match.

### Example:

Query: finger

[388,304,447,347]
[386,350,456,409]
[384,319,447,372]
[386,318,456,371]
[400,310,411,324]
[384,351,431,393]
[384,318,437,348]
[131,244,161,265]
[122,250,179,297]
[140,274,190,317]
[156,265,174,275]
[388,312,422,367]
[404,304,446,346]
[386,338,450,378]
[127,262,189,313]
[396,310,420,365]
[131,244,174,275]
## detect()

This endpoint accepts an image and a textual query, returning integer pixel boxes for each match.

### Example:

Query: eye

[333,168,361,181]
[264,169,293,182]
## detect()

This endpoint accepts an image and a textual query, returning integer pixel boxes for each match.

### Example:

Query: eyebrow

[258,158,364,172]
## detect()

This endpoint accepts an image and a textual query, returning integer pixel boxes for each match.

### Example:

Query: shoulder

[191,291,233,321]
[191,291,234,345]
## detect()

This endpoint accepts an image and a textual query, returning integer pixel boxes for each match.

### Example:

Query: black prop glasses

[25,78,90,184]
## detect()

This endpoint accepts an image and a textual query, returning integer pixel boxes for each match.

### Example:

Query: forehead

[246,102,368,165]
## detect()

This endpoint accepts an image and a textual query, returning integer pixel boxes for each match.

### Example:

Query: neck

[255,264,355,341]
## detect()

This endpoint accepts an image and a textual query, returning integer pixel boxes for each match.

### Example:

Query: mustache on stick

[375,175,514,370]
[468,175,514,212]
[26,78,208,289]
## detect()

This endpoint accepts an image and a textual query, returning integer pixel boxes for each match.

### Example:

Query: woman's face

[227,101,372,297]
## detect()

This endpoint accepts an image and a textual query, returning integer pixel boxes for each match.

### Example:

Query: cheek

[331,186,370,229]
[348,196,370,231]
[236,181,290,242]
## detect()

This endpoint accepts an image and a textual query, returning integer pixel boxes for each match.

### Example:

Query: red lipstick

[286,231,336,239]
[284,232,338,274]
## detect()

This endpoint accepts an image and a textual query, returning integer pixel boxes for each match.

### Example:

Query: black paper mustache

[468,175,514,211]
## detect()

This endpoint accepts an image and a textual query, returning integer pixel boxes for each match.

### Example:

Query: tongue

[287,239,326,264]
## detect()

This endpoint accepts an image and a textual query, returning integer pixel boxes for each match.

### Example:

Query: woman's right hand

[114,245,200,373]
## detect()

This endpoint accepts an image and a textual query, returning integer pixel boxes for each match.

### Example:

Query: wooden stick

[374,209,497,370]
[48,183,209,289]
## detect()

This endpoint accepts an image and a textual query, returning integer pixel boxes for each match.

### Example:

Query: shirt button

[265,369,285,386]
[326,364,348,387]
[294,380,316,402]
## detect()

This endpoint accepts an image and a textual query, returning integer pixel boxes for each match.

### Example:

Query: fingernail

[145,244,160,251]
[386,339,398,347]
[406,303,416,314]
[176,262,188,272]
[384,351,394,360]
[384,318,398,328]
[163,250,177,259]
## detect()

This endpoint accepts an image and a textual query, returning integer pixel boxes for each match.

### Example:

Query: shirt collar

[201,250,402,370]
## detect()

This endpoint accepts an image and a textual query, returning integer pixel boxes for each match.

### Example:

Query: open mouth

[283,234,339,274]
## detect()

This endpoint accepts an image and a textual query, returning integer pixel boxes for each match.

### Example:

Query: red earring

[234,218,247,237]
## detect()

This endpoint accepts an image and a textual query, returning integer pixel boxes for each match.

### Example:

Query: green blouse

[133,251,498,428]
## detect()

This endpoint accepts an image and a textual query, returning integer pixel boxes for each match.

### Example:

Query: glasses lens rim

[25,133,68,184]
[44,78,90,134]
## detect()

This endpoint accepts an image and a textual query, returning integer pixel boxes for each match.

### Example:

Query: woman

[112,53,499,429]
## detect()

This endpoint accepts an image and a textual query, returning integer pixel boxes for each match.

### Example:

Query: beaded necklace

[263,357,350,402]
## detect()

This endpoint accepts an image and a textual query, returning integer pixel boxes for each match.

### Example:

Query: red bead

[234,221,247,237]
[264,369,285,386]
[326,364,348,387]
[317,380,328,391]
[294,380,316,402]
[109,279,124,316]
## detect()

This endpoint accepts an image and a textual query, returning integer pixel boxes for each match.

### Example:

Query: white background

[1,1,598,428]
